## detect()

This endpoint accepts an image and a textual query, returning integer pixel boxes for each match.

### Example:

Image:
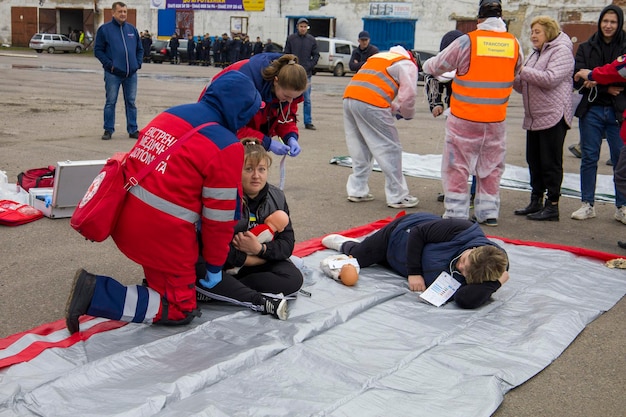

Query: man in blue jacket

[94,1,143,141]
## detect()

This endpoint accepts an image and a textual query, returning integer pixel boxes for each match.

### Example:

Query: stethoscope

[448,251,466,281]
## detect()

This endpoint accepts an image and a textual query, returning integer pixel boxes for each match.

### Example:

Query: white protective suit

[343,46,418,205]
[422,18,523,222]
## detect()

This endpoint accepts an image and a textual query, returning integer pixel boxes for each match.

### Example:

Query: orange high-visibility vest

[343,52,409,108]
[450,30,519,122]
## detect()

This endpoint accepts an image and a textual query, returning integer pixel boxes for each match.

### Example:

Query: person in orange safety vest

[422,0,523,227]
[342,45,420,209]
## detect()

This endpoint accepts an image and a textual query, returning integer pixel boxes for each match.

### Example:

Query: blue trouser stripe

[88,275,128,321]
[87,275,159,323]
[132,285,150,323]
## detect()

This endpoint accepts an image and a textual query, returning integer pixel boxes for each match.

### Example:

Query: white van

[314,37,357,77]
[29,33,83,54]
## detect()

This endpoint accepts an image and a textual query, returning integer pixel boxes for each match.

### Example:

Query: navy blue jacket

[94,18,143,78]
[387,213,502,285]
[284,33,319,76]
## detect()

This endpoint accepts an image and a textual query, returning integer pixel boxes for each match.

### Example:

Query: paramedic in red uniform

[65,71,277,334]
[422,0,523,226]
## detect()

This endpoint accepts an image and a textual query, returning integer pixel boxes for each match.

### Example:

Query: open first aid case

[29,160,106,218]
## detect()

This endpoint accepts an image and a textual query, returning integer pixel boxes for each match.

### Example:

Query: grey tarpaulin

[1,240,625,416]
[330,153,617,203]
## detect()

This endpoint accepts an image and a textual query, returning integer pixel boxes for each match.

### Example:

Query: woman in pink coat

[513,16,575,221]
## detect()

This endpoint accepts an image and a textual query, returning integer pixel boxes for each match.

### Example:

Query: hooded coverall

[423,18,523,222]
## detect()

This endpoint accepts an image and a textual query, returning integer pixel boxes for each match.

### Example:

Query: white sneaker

[347,193,374,203]
[615,206,626,224]
[387,195,419,209]
[321,234,359,251]
[571,202,596,220]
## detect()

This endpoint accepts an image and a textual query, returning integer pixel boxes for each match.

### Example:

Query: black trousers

[341,216,405,268]
[526,117,568,203]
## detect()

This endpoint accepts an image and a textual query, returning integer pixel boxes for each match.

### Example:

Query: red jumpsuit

[85,71,263,324]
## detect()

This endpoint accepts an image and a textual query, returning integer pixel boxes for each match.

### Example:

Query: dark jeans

[526,117,568,203]
[341,216,405,268]
[579,105,625,206]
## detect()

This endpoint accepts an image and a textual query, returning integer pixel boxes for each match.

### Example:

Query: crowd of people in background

[135,30,279,67]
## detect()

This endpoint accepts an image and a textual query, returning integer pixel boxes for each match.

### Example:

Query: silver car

[29,33,84,54]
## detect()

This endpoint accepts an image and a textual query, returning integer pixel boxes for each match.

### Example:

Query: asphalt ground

[0,51,624,416]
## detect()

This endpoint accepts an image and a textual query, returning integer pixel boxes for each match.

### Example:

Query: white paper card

[328,257,359,270]
[419,271,461,307]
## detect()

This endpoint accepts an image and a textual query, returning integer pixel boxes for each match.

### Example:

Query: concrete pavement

[0,51,623,416]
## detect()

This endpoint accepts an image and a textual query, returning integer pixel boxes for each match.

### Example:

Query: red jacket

[590,54,626,85]
[590,55,626,143]
[112,112,243,275]
[111,71,262,275]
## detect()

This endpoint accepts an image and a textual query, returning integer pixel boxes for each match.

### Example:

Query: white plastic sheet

[1,241,625,416]
[330,153,617,202]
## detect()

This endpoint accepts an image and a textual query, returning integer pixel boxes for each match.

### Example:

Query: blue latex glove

[285,134,301,157]
[269,139,290,155]
[199,270,222,289]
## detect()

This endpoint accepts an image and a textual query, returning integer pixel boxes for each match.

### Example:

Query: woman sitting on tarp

[195,139,303,319]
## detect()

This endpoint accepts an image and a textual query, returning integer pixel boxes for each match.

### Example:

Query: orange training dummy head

[265,210,289,233]
[320,254,360,286]
[339,263,359,286]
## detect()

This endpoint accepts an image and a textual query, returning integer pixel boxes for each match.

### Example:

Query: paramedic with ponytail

[422,0,523,226]
[212,53,308,157]
[64,72,266,334]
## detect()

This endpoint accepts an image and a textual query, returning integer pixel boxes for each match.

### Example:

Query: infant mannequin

[225,210,290,275]
[250,210,289,243]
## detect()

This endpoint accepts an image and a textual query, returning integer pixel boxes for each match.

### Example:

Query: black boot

[514,196,543,215]
[65,269,97,334]
[527,202,559,221]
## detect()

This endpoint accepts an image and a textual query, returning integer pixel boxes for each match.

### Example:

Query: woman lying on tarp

[321,212,510,309]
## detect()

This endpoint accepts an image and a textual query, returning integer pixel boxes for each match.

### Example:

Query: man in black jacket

[571,5,626,223]
[284,18,320,130]
[349,31,379,72]
[169,32,180,64]
[186,33,196,65]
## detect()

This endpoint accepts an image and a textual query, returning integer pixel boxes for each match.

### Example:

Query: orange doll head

[264,210,289,233]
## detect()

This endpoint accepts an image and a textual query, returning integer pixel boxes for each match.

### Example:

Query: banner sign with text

[163,0,265,11]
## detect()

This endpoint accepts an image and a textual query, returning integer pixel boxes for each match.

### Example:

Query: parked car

[314,37,357,77]
[29,33,84,54]
[148,40,168,63]
[263,42,283,53]
[150,39,193,64]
